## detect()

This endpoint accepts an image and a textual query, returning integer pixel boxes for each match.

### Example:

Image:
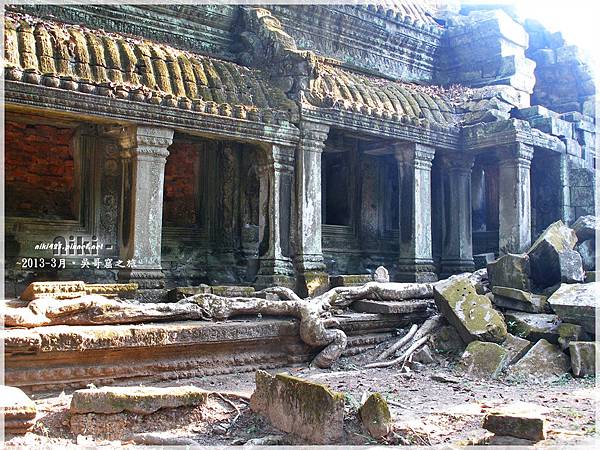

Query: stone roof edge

[4,80,301,147]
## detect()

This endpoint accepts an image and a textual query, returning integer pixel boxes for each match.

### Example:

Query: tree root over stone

[4,282,435,368]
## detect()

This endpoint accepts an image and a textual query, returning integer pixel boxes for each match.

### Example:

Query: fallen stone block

[351,298,430,314]
[483,401,548,441]
[501,333,532,365]
[576,240,595,271]
[585,271,597,282]
[557,323,591,350]
[491,286,547,313]
[474,253,496,270]
[527,220,579,288]
[20,281,86,301]
[70,386,209,415]
[250,371,345,444]
[569,341,597,377]
[508,339,570,382]
[487,253,532,291]
[547,282,599,334]
[558,250,585,283]
[572,215,598,242]
[0,386,37,434]
[458,341,509,379]
[359,393,393,439]
[430,325,466,353]
[504,311,562,343]
[413,345,435,365]
[434,278,507,344]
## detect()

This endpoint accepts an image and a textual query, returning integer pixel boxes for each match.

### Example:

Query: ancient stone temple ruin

[2,3,598,434]
[4,3,596,297]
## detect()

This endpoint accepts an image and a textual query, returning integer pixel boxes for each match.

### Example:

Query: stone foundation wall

[5,121,76,220]
[568,166,596,221]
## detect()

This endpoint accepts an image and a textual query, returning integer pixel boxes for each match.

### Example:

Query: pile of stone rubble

[434,217,598,381]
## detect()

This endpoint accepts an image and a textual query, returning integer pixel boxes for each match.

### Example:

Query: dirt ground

[5,344,598,448]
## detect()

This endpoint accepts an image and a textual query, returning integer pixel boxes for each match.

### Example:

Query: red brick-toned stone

[5,121,76,219]
[163,141,200,226]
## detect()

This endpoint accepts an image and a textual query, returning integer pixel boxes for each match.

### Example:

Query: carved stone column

[294,122,329,296]
[440,153,475,276]
[395,143,437,282]
[255,144,295,289]
[117,126,173,289]
[498,143,534,254]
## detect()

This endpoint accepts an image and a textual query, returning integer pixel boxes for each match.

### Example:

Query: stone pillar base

[118,269,165,290]
[296,271,330,298]
[397,263,438,283]
[255,259,295,290]
[440,260,476,279]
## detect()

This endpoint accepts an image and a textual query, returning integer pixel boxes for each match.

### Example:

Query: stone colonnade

[114,123,536,290]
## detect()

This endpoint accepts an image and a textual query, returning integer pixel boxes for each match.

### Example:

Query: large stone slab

[487,253,532,291]
[434,278,507,344]
[569,341,597,377]
[70,386,209,415]
[0,386,37,434]
[351,299,430,314]
[491,286,547,313]
[501,333,532,365]
[504,311,562,343]
[547,282,599,334]
[577,240,596,271]
[250,371,345,444]
[483,402,548,441]
[458,341,509,379]
[359,393,393,439]
[527,220,580,288]
[508,339,570,382]
[572,215,598,242]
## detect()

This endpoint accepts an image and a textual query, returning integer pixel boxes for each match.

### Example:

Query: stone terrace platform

[4,312,426,393]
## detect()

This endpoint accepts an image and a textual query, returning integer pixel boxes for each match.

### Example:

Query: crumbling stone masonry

[4,3,596,297]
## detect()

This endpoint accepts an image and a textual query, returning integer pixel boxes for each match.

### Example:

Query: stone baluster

[294,122,330,296]
[440,153,475,276]
[497,143,534,254]
[117,126,173,289]
[255,144,295,289]
[394,142,437,282]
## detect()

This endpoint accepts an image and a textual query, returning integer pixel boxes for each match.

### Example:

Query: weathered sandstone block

[434,278,507,344]
[483,402,548,441]
[491,286,547,313]
[0,385,37,434]
[547,282,599,334]
[250,370,345,444]
[508,339,570,382]
[359,393,393,439]
[569,341,597,377]
[70,386,209,415]
[458,341,509,379]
